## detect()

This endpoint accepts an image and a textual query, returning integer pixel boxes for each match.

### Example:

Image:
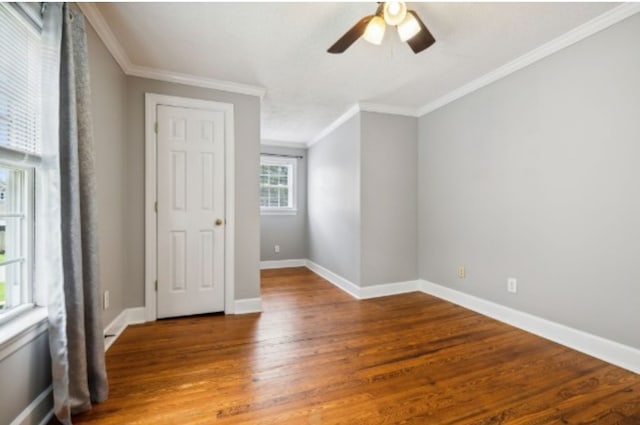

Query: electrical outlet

[274,245,280,253]
[103,290,110,310]
[507,278,517,293]
[458,266,466,278]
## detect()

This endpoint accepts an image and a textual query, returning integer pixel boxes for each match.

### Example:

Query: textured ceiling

[96,2,617,143]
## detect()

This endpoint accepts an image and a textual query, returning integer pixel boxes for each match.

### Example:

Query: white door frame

[145,93,235,321]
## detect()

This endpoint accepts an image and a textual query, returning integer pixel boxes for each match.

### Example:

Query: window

[260,156,297,214]
[0,3,42,323]
[0,165,34,315]
[0,3,42,155]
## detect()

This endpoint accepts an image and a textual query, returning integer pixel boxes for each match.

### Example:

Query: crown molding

[418,3,640,116]
[359,102,419,117]
[307,101,421,147]
[308,3,640,141]
[81,2,640,137]
[261,139,308,149]
[77,2,266,99]
[307,104,361,147]
[77,2,132,72]
[127,64,267,98]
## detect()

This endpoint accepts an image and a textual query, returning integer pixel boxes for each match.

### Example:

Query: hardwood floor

[59,267,640,424]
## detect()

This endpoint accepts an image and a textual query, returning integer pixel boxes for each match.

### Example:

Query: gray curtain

[53,3,108,423]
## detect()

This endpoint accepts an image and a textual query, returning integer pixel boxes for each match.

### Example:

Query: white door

[156,105,225,318]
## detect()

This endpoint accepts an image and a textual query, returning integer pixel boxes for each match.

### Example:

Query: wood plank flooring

[58,267,640,424]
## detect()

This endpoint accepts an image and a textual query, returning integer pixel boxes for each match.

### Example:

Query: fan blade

[327,15,374,54]
[405,11,436,54]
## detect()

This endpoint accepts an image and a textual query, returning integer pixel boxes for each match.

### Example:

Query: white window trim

[0,3,49,357]
[261,209,298,216]
[0,162,36,312]
[0,148,45,357]
[0,306,47,361]
[260,156,297,215]
[0,169,44,361]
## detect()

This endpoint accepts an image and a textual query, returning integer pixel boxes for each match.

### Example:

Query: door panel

[157,105,225,318]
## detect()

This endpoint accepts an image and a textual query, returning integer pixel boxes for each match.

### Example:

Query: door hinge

[154,201,157,213]
[154,122,158,133]
[154,280,158,291]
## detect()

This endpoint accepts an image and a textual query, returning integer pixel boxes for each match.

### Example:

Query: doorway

[145,93,235,320]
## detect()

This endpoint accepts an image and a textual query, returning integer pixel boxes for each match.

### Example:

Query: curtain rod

[261,153,304,159]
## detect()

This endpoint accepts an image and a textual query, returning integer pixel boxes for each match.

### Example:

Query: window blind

[0,4,42,155]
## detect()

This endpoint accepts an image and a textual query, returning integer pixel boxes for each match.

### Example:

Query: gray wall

[418,13,640,349]
[260,145,308,261]
[125,77,261,301]
[307,111,419,287]
[91,22,263,307]
[360,112,418,287]
[91,17,263,306]
[308,114,361,284]
[0,332,52,425]
[88,24,129,326]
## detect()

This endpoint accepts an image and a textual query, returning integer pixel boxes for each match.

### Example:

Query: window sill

[0,306,48,361]
[260,209,298,216]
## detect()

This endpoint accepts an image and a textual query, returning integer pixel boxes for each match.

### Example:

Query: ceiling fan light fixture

[383,1,407,26]
[363,15,386,45]
[327,4,435,54]
[397,11,421,42]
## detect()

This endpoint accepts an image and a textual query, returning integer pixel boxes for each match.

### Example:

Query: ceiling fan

[327,2,435,54]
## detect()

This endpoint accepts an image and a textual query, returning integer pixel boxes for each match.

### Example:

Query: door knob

[215,218,223,226]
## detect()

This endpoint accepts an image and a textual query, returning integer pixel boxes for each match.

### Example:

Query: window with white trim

[0,165,34,315]
[0,3,42,322]
[259,156,297,214]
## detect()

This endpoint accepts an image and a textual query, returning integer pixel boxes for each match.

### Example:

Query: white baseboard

[103,270,639,376]
[127,307,147,325]
[304,260,420,300]
[10,385,52,425]
[359,279,421,299]
[234,298,262,314]
[260,259,306,269]
[419,280,640,375]
[103,307,147,351]
[305,260,361,299]
[103,309,127,351]
[299,261,640,374]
